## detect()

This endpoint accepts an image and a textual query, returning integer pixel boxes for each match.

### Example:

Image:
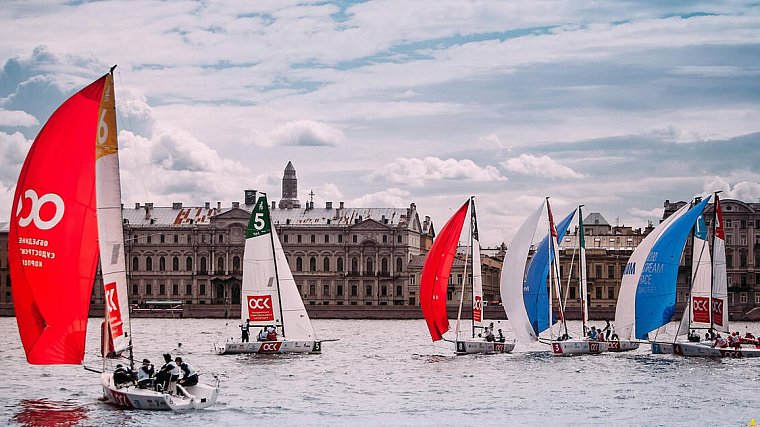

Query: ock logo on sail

[15,189,65,230]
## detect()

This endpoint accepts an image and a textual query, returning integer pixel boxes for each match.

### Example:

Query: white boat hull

[100,373,218,410]
[216,340,322,354]
[455,340,515,355]
[672,342,760,358]
[606,340,640,352]
[551,339,609,356]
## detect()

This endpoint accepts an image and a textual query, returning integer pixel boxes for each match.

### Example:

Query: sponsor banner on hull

[258,342,283,353]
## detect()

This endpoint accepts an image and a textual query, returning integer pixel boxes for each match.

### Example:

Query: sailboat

[9,69,219,410]
[502,199,603,355]
[421,197,514,354]
[215,192,322,354]
[613,196,712,351]
[662,194,760,358]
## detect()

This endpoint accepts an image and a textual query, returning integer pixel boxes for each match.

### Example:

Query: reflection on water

[13,399,88,427]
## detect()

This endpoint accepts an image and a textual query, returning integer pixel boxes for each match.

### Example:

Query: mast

[578,205,588,337]
[709,191,721,334]
[546,198,554,339]
[470,197,476,339]
[263,192,287,338]
[454,198,472,340]
[547,198,568,339]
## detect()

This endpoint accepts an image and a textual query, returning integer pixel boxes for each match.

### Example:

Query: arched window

[310,257,317,272]
[296,257,303,272]
[217,256,225,272]
[381,257,388,273]
[323,257,330,271]
[186,256,193,271]
[159,256,166,271]
[351,257,358,273]
[146,257,153,271]
[233,256,241,273]
[366,258,374,274]
[200,257,207,273]
[396,257,403,272]
[132,257,139,271]
[172,256,179,271]
[337,257,344,272]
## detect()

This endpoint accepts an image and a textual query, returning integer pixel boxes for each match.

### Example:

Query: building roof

[123,206,216,226]
[583,212,609,226]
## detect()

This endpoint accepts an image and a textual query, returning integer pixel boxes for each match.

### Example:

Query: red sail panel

[420,200,469,341]
[9,76,107,364]
[713,196,724,240]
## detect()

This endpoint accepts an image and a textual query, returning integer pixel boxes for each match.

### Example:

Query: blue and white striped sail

[523,210,576,336]
[634,197,711,340]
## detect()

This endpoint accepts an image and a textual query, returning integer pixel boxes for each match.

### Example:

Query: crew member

[137,358,155,389]
[258,327,268,342]
[175,357,199,387]
[156,353,181,394]
[266,325,278,341]
[113,364,136,388]
[240,319,251,343]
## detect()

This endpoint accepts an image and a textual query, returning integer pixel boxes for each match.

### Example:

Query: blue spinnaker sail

[524,210,576,335]
[634,196,711,339]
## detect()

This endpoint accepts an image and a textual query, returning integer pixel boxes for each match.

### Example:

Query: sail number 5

[252,212,266,230]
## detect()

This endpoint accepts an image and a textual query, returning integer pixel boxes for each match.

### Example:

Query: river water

[1,317,759,426]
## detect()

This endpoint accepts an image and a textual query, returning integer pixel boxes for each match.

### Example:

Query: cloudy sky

[1,1,759,246]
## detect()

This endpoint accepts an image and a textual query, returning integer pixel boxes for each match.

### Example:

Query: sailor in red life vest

[713,333,728,348]
[729,332,742,349]
[266,325,278,341]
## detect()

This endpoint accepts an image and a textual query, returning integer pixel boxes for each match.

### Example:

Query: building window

[200,257,207,273]
[146,257,153,271]
[132,284,139,295]
[755,293,760,304]
[337,257,344,272]
[383,235,387,243]
[219,234,224,243]
[146,283,152,295]
[309,284,316,296]
[396,257,403,272]
[310,257,317,272]
[569,286,576,299]
[147,235,152,243]
[186,257,193,271]
[296,257,303,272]
[337,285,344,296]
[351,285,358,296]
[608,265,615,279]
[172,284,179,295]
[233,256,241,273]
[172,256,179,271]
[284,235,289,243]
[323,257,330,271]
[311,235,315,243]
[324,235,329,243]
[201,234,206,243]
[160,234,165,243]
[186,284,192,295]
[353,235,358,243]
[217,257,224,272]
[740,293,747,303]
[323,284,330,297]
[338,235,343,243]
[366,258,374,274]
[297,235,302,243]
[608,287,615,299]
[727,254,733,268]
[741,219,747,229]
[740,254,747,268]
[596,287,602,299]
[397,235,402,244]
[396,285,403,296]
[173,234,179,243]
[159,256,166,271]
[381,285,387,296]
[351,258,358,273]
[132,257,139,271]
[366,285,372,296]
[457,274,463,285]
[381,258,388,274]
[410,275,416,285]
[159,283,166,295]
[200,283,206,295]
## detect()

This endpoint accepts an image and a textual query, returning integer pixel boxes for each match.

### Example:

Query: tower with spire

[278,161,301,209]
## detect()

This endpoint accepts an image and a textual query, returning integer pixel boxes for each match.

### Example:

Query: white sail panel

[711,197,729,332]
[96,74,131,355]
[614,202,690,340]
[272,225,316,340]
[677,215,712,336]
[502,202,545,344]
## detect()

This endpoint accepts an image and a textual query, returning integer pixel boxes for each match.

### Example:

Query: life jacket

[241,322,250,332]
[180,362,196,378]
[267,331,278,341]
[138,365,154,381]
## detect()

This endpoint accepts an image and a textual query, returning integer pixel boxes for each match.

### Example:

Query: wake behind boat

[9,69,218,410]
[215,192,322,355]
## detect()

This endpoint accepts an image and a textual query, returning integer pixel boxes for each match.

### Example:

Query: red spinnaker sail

[9,76,107,364]
[420,200,469,341]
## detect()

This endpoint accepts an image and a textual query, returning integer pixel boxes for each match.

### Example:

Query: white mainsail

[614,202,691,340]
[502,201,545,344]
[95,73,131,355]
[241,193,315,340]
[677,211,712,336]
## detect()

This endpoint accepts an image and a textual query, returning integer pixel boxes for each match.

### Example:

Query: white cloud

[350,188,411,207]
[0,109,37,127]
[501,154,583,179]
[371,157,506,187]
[629,207,664,219]
[0,131,31,183]
[250,119,345,147]
[703,176,760,201]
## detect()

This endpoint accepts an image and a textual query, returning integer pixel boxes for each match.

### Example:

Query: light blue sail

[523,210,576,335]
[634,196,711,339]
